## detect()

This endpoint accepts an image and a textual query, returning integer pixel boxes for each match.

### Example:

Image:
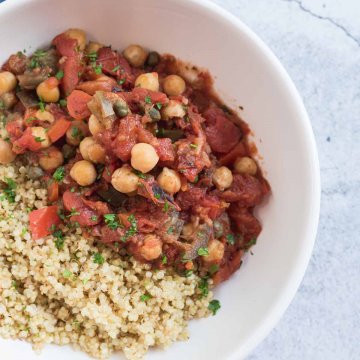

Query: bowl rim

[0,0,321,358]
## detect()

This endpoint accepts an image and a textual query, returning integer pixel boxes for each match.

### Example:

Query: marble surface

[0,0,358,359]
[208,0,360,359]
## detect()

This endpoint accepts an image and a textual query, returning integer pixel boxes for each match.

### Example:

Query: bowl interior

[0,0,320,359]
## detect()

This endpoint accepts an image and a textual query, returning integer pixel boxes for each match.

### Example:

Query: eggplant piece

[87,91,118,129]
[183,223,212,260]
[97,185,128,208]
[17,68,50,90]
[16,90,39,108]
[162,210,185,243]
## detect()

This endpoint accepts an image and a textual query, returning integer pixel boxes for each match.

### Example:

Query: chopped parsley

[59,99,67,107]
[29,49,47,68]
[140,293,152,302]
[163,201,169,213]
[198,278,209,298]
[154,193,161,199]
[190,143,198,149]
[161,254,167,265]
[0,177,17,203]
[133,170,146,179]
[246,238,257,248]
[63,269,72,278]
[120,214,137,242]
[104,213,120,230]
[0,100,5,110]
[55,70,64,80]
[111,65,120,72]
[38,98,45,112]
[34,136,45,142]
[68,208,80,217]
[167,226,174,234]
[208,299,221,315]
[155,102,162,110]
[53,230,65,250]
[144,95,152,104]
[93,64,102,75]
[209,264,219,275]
[53,166,65,182]
[184,269,193,277]
[226,234,235,245]
[86,52,98,62]
[118,78,125,85]
[71,126,81,138]
[93,252,105,265]
[197,247,209,256]
[91,215,98,222]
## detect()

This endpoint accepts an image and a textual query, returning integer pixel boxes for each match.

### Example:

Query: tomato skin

[66,90,92,120]
[47,181,59,203]
[29,205,61,240]
[47,118,71,143]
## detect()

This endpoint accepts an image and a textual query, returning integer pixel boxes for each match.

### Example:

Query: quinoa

[0,161,212,359]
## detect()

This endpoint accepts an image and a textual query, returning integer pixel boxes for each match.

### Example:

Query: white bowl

[0,0,320,359]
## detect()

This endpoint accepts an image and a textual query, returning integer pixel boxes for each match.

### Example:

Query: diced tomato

[47,118,72,143]
[102,163,117,183]
[219,142,247,166]
[29,205,61,240]
[52,33,78,57]
[67,90,92,120]
[6,117,24,141]
[62,55,82,95]
[203,107,241,153]
[76,77,116,95]
[12,127,42,154]
[47,181,59,203]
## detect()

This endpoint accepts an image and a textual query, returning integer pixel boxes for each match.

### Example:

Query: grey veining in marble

[210,0,360,359]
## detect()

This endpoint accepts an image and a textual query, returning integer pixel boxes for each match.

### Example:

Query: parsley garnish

[120,214,137,242]
[198,278,209,298]
[59,99,67,107]
[53,166,65,182]
[30,49,47,68]
[71,127,81,138]
[163,201,169,212]
[68,208,80,217]
[0,100,4,110]
[0,177,17,203]
[155,102,162,110]
[154,193,161,199]
[104,214,120,230]
[167,226,174,234]
[161,254,167,264]
[226,234,235,245]
[209,264,219,275]
[93,64,102,75]
[53,230,64,250]
[197,247,209,256]
[208,300,221,315]
[38,99,45,112]
[63,269,72,278]
[55,70,64,80]
[86,52,98,61]
[190,143,198,149]
[133,170,146,179]
[118,78,125,85]
[34,136,45,142]
[246,238,257,248]
[111,65,120,72]
[140,293,152,302]
[91,215,98,222]
[93,252,105,265]
[184,269,193,277]
[144,96,152,104]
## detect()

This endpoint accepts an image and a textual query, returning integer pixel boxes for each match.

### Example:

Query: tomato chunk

[48,118,72,143]
[29,205,61,240]
[67,90,92,120]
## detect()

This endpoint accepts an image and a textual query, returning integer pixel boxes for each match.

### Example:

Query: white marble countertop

[210,0,359,358]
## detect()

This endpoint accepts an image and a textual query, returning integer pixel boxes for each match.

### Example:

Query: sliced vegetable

[29,205,61,240]
[47,118,72,143]
[66,90,92,120]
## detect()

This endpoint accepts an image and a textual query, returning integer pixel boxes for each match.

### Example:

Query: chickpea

[85,41,103,54]
[35,110,55,123]
[0,71,17,96]
[65,28,86,51]
[135,72,159,92]
[181,223,195,238]
[157,167,181,194]
[131,143,159,173]
[123,44,148,68]
[163,75,186,96]
[66,120,89,146]
[234,156,257,175]
[70,160,97,186]
[31,127,51,149]
[111,165,139,193]
[138,234,162,261]
[38,146,64,171]
[212,166,233,191]
[161,100,186,120]
[79,136,105,164]
[88,114,105,136]
[202,239,225,263]
[0,92,17,109]
[36,77,60,103]
[0,139,16,164]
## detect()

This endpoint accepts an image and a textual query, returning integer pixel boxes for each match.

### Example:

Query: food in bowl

[0,29,270,359]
